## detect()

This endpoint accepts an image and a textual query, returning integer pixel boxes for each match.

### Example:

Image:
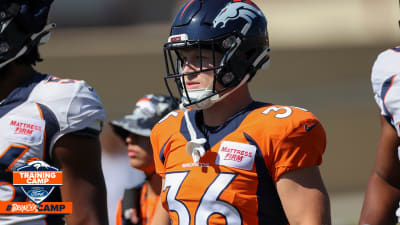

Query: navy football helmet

[0,0,55,68]
[163,0,269,109]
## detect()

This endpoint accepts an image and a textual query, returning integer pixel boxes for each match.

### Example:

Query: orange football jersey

[115,183,160,225]
[151,102,326,225]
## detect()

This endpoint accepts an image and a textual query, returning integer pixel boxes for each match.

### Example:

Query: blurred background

[36,0,400,224]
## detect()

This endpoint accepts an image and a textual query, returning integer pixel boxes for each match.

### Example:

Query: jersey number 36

[164,171,242,225]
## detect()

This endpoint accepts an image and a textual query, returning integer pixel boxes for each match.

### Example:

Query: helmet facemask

[164,38,228,110]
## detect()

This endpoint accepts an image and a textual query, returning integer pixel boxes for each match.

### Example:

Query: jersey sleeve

[151,123,168,178]
[267,109,326,182]
[31,77,105,155]
[371,48,400,114]
[151,133,164,179]
[381,75,400,136]
[63,81,105,133]
[150,110,183,178]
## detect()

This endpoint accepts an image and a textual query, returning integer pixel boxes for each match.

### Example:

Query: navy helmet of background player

[0,0,55,69]
[163,0,269,110]
[0,1,108,225]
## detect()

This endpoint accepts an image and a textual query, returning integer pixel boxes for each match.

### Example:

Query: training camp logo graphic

[0,160,72,214]
[213,2,260,29]
[15,160,60,204]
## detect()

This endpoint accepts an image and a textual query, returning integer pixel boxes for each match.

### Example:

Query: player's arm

[359,115,400,225]
[150,178,170,225]
[276,166,331,225]
[53,133,109,225]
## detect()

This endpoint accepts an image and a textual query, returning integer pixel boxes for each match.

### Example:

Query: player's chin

[129,158,147,169]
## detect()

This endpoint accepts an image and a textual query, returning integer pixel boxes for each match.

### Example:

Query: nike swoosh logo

[305,122,318,132]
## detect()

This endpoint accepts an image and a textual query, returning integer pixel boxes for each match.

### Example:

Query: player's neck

[0,63,34,100]
[202,85,253,127]
[145,173,162,197]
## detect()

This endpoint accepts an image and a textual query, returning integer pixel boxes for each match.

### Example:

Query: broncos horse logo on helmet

[213,2,260,29]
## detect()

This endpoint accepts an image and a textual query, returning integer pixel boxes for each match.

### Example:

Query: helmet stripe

[180,0,195,20]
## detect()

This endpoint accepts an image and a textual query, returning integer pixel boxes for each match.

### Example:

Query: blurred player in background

[0,0,108,224]
[101,132,146,225]
[111,94,177,225]
[150,0,331,224]
[359,3,400,223]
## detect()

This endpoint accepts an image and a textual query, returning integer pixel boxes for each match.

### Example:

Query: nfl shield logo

[14,161,62,204]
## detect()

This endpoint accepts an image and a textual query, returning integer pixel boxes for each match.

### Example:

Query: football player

[0,0,108,225]
[111,94,177,225]
[359,4,400,224]
[150,0,331,224]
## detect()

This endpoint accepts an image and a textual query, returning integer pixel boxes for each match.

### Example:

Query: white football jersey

[0,72,105,225]
[371,46,400,136]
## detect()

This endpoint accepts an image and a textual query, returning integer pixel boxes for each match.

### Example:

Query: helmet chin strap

[183,108,206,163]
[183,74,250,163]
[181,88,219,110]
[0,46,27,69]
[182,73,250,110]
